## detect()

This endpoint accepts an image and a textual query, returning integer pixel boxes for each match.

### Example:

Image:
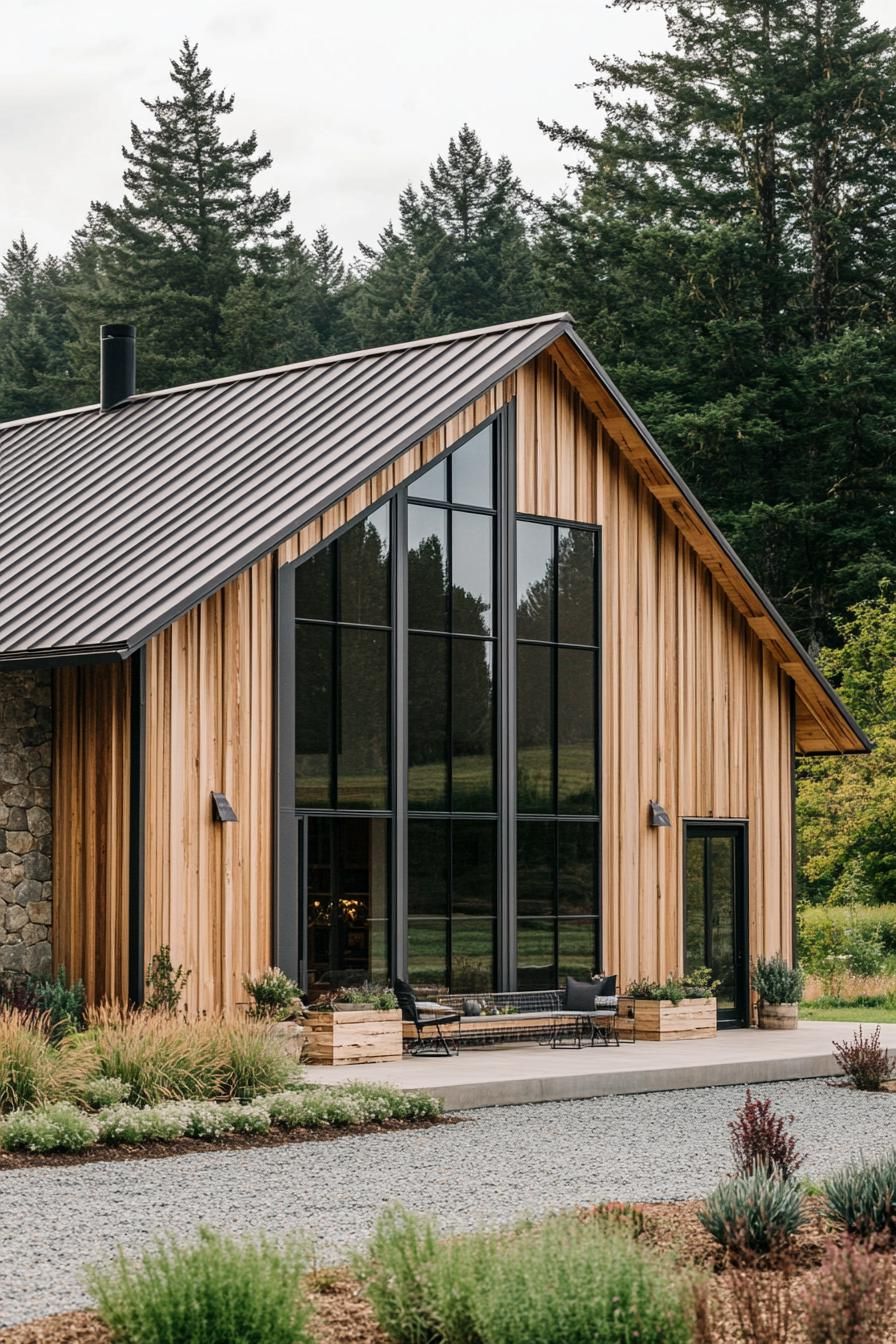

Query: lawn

[801,1001,896,1023]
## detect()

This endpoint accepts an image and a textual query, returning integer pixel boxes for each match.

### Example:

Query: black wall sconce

[211,792,238,823]
[648,800,671,828]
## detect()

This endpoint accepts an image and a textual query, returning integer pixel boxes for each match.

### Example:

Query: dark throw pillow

[593,974,617,997]
[565,976,599,1011]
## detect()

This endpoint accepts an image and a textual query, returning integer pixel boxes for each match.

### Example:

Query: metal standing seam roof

[0,310,872,754]
[0,314,570,660]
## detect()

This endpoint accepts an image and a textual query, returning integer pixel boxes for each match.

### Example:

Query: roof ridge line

[0,314,575,431]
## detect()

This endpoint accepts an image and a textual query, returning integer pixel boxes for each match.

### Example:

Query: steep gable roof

[0,314,869,753]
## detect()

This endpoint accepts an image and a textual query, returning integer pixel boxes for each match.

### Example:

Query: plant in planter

[305,983,402,1064]
[243,968,304,1021]
[752,955,804,1029]
[623,974,717,1040]
[682,966,721,999]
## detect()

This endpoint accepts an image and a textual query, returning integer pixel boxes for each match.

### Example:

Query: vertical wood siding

[516,353,793,986]
[52,662,131,1003]
[77,355,793,1010]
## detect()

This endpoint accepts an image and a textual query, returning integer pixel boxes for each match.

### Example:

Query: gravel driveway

[2,1078,895,1326]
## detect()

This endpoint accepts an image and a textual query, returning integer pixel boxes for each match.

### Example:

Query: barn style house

[0,316,869,1026]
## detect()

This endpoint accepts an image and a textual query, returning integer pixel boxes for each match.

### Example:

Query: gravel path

[2,1078,896,1326]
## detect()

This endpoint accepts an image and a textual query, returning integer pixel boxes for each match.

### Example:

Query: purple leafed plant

[729,1089,803,1180]
[832,1025,894,1092]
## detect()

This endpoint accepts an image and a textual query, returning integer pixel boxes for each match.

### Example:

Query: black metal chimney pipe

[100,323,136,411]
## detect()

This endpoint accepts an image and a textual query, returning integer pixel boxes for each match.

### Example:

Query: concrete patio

[304,1019,896,1109]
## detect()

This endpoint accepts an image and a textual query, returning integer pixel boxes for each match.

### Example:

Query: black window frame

[275,408,603,996]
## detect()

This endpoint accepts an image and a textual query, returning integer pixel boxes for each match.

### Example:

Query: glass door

[684,823,748,1026]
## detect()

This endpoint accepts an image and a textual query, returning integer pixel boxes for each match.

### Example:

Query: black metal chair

[394,978,461,1056]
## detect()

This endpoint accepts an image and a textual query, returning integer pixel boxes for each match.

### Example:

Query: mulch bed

[0,1114,460,1172]
[5,1200,896,1344]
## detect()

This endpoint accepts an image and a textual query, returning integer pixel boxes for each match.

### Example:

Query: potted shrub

[305,983,402,1065]
[623,974,717,1041]
[242,967,306,1058]
[752,955,804,1029]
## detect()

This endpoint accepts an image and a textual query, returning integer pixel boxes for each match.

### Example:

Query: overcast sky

[2,0,893,265]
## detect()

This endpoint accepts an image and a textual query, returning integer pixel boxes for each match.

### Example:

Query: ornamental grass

[81,1006,228,1106]
[0,1007,91,1113]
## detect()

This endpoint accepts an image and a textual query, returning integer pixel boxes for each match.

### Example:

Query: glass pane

[294,542,335,622]
[517,643,553,812]
[408,820,449,917]
[450,425,493,507]
[516,521,553,641]
[558,823,597,915]
[558,919,596,983]
[710,835,736,1014]
[517,920,555,991]
[409,457,447,501]
[685,836,705,974]
[557,648,596,814]
[295,624,333,807]
[338,505,390,627]
[452,511,493,636]
[408,635,449,810]
[452,640,495,811]
[452,820,497,917]
[517,821,555,916]
[408,504,448,631]
[306,818,390,995]
[408,920,449,994]
[558,527,596,646]
[451,919,495,992]
[337,628,389,808]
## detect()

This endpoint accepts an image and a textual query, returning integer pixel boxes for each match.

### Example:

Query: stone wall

[0,670,52,978]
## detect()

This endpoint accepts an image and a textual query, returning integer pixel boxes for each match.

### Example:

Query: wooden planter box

[305,1009,403,1065]
[628,996,717,1041]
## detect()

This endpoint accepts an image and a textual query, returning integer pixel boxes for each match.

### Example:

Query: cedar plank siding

[55,356,792,1012]
[515,354,793,988]
[52,661,131,1003]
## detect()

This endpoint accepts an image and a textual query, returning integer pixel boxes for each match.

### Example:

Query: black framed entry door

[684,823,748,1027]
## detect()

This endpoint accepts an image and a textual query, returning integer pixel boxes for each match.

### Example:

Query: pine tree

[68,38,290,393]
[539,0,896,646]
[0,235,72,419]
[352,126,542,344]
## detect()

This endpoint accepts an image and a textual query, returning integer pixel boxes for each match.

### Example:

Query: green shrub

[242,967,303,1020]
[0,1008,89,1112]
[336,1082,442,1124]
[96,1103,189,1145]
[699,1168,805,1257]
[751,954,805,1005]
[472,1216,694,1344]
[27,966,86,1039]
[144,945,191,1015]
[86,1226,313,1344]
[336,982,399,1011]
[261,1086,366,1129]
[358,1207,445,1344]
[79,1076,131,1110]
[824,1150,896,1241]
[1,1102,97,1153]
[359,1207,696,1344]
[218,1018,297,1100]
[798,905,896,974]
[217,1102,271,1136]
